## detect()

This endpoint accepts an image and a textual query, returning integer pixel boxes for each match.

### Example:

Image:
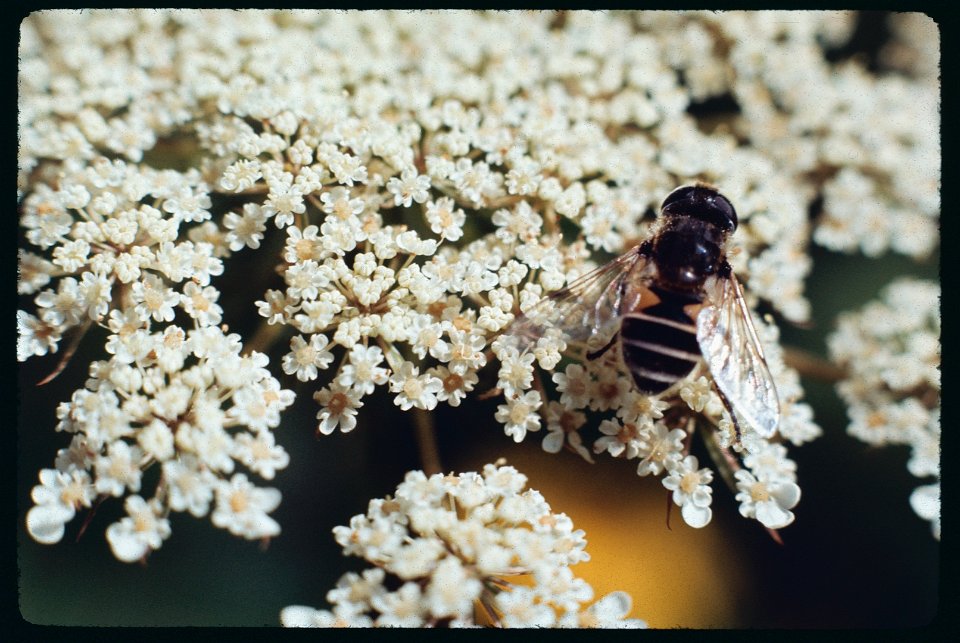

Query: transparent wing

[502,246,651,354]
[697,271,780,438]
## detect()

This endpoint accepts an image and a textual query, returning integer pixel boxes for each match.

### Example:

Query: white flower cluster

[24,325,294,561]
[281,463,646,628]
[17,158,224,360]
[643,11,940,262]
[502,334,811,531]
[20,10,937,558]
[828,279,940,539]
[179,10,828,533]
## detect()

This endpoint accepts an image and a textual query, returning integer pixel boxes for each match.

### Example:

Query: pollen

[229,490,249,513]
[749,482,770,503]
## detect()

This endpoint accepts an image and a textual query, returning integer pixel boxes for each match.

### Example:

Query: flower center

[328,392,348,414]
[509,402,531,424]
[333,200,353,220]
[230,490,249,513]
[403,379,423,399]
[295,239,314,261]
[750,482,770,503]
[680,471,700,494]
[443,373,463,393]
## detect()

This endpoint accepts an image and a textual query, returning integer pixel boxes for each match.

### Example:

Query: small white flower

[371,582,428,627]
[389,362,443,411]
[25,468,95,544]
[337,344,389,394]
[424,197,466,241]
[162,185,212,223]
[180,281,223,327]
[138,419,175,462]
[105,495,171,563]
[589,367,630,412]
[94,441,144,497]
[495,390,543,443]
[314,384,364,435]
[593,418,644,459]
[264,182,306,228]
[636,423,686,477]
[566,591,648,628]
[282,333,334,382]
[211,473,282,540]
[162,456,216,518]
[386,168,431,207]
[497,348,536,397]
[734,470,801,529]
[662,455,714,528]
[232,431,290,480]
[425,557,483,620]
[17,310,62,361]
[542,401,592,463]
[553,363,593,409]
[679,376,717,414]
[131,274,179,323]
[445,329,487,376]
[429,365,478,408]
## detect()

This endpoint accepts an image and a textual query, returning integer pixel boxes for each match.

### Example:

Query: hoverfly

[505,184,779,440]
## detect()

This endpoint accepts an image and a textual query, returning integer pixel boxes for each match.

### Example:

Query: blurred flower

[829,279,940,539]
[281,463,646,628]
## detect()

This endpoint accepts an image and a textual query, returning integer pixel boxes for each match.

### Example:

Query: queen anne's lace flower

[19,8,937,597]
[281,463,646,628]
[662,455,715,528]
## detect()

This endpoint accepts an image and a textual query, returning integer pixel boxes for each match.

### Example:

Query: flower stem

[245,318,285,355]
[411,408,443,475]
[37,318,92,386]
[782,346,847,382]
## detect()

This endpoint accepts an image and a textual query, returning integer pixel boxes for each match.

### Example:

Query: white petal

[770,481,801,510]
[106,521,149,562]
[910,484,940,521]
[691,488,713,507]
[681,503,712,528]
[755,500,794,529]
[542,430,564,453]
[280,605,324,627]
[26,504,73,544]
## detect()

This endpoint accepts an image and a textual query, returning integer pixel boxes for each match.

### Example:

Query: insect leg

[712,383,743,445]
[586,334,618,361]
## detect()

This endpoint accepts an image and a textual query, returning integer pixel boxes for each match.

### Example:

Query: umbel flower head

[18,9,937,563]
[281,463,646,628]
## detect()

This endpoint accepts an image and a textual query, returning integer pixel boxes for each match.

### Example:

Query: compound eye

[708,192,738,232]
[661,185,738,232]
[660,185,697,212]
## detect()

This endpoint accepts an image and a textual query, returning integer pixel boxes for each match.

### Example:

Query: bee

[505,184,779,440]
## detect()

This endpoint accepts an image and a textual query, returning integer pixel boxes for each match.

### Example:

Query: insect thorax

[650,216,726,292]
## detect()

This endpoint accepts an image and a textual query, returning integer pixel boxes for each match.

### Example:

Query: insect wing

[503,246,649,354]
[697,272,780,438]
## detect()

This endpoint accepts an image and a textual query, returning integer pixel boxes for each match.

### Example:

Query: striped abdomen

[619,290,702,394]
